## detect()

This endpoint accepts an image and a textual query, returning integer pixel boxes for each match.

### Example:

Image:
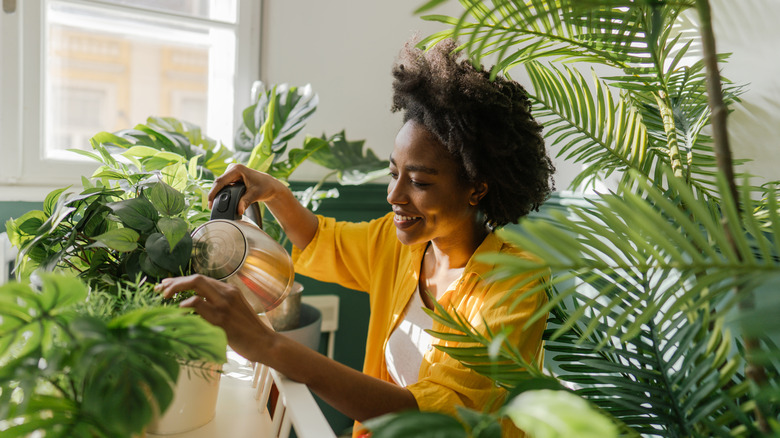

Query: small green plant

[0,274,227,437]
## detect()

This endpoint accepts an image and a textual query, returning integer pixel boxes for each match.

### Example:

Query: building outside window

[0,0,260,199]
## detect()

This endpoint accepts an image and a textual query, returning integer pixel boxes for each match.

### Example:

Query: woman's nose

[387,180,406,205]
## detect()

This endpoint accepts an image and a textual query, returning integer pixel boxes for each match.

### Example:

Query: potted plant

[365,1,779,436]
[0,273,227,437]
[2,81,388,435]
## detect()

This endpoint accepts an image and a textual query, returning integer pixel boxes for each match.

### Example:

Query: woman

[157,39,555,436]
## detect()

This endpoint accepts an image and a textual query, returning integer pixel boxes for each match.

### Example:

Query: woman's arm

[156,274,418,422]
[208,163,319,250]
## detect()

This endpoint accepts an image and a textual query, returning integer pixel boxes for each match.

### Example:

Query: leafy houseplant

[234,81,389,244]
[2,82,388,435]
[366,1,779,437]
[0,274,227,437]
[5,81,388,290]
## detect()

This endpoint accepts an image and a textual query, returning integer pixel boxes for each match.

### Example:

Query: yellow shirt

[292,212,547,436]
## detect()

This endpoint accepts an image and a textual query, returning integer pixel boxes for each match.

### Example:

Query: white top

[384,286,433,387]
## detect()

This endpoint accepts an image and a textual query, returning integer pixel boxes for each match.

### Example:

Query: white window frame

[0,0,261,201]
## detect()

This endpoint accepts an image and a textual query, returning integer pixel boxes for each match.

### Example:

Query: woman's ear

[469,182,488,206]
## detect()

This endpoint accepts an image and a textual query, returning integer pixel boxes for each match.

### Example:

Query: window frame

[0,0,261,200]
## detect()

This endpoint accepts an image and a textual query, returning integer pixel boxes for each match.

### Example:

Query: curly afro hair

[391,39,555,228]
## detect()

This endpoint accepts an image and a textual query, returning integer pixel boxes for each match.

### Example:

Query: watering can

[190,182,294,313]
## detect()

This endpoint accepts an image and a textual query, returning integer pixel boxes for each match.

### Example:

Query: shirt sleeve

[292,213,395,292]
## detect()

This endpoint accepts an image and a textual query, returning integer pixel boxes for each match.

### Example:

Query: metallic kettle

[190,182,294,313]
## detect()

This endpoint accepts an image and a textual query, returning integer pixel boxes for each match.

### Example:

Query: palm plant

[367,0,779,436]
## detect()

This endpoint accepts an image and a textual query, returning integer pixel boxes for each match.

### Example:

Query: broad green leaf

[145,232,192,275]
[0,275,87,362]
[90,228,140,252]
[149,181,186,216]
[73,315,178,436]
[4,211,48,247]
[43,187,70,216]
[157,217,189,249]
[121,145,165,159]
[364,411,467,438]
[160,162,190,192]
[107,196,159,232]
[90,131,135,149]
[307,131,389,185]
[504,389,618,438]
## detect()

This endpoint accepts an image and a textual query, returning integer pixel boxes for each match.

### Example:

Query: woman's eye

[411,180,430,188]
[389,171,398,179]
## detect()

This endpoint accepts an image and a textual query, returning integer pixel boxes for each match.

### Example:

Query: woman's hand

[210,164,319,250]
[208,163,284,217]
[155,274,275,363]
[156,274,419,421]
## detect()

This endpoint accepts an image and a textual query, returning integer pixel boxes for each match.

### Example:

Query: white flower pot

[146,362,222,435]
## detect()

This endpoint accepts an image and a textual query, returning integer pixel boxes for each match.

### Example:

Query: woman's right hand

[208,163,284,216]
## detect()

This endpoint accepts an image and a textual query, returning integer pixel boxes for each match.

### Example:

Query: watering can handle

[210,182,263,229]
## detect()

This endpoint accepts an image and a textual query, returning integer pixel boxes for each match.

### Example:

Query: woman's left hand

[155,274,276,363]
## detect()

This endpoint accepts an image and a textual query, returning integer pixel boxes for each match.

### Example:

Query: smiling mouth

[394,214,421,224]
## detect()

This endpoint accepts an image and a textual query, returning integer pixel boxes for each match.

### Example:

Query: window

[0,0,260,199]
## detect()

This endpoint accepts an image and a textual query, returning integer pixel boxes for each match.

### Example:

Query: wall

[260,0,780,190]
[258,0,587,190]
[1,202,42,234]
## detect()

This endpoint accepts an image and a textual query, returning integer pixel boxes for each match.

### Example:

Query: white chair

[302,294,340,359]
[0,232,17,285]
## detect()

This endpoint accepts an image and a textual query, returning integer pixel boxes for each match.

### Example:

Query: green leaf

[149,181,186,216]
[4,210,48,247]
[90,131,135,150]
[72,315,179,436]
[363,411,467,438]
[90,228,140,252]
[157,217,189,250]
[0,275,87,363]
[145,232,192,276]
[43,187,70,216]
[107,196,159,232]
[160,162,190,192]
[307,131,389,185]
[414,0,450,15]
[504,389,619,438]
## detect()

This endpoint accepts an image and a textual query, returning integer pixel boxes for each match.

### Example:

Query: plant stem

[695,0,769,432]
[654,92,685,180]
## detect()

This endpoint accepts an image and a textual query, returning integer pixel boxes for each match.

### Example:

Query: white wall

[260,0,581,188]
[710,0,780,186]
[259,0,452,183]
[260,0,779,190]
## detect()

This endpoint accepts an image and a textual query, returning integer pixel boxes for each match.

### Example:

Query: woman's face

[387,120,486,247]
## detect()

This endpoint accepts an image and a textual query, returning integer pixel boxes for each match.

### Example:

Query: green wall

[1,201,43,233]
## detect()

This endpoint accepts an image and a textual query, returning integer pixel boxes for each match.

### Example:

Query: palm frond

[475,169,779,434]
[625,53,750,197]
[486,169,779,343]
[544,292,760,437]
[423,299,548,389]
[420,1,691,79]
[524,61,652,191]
